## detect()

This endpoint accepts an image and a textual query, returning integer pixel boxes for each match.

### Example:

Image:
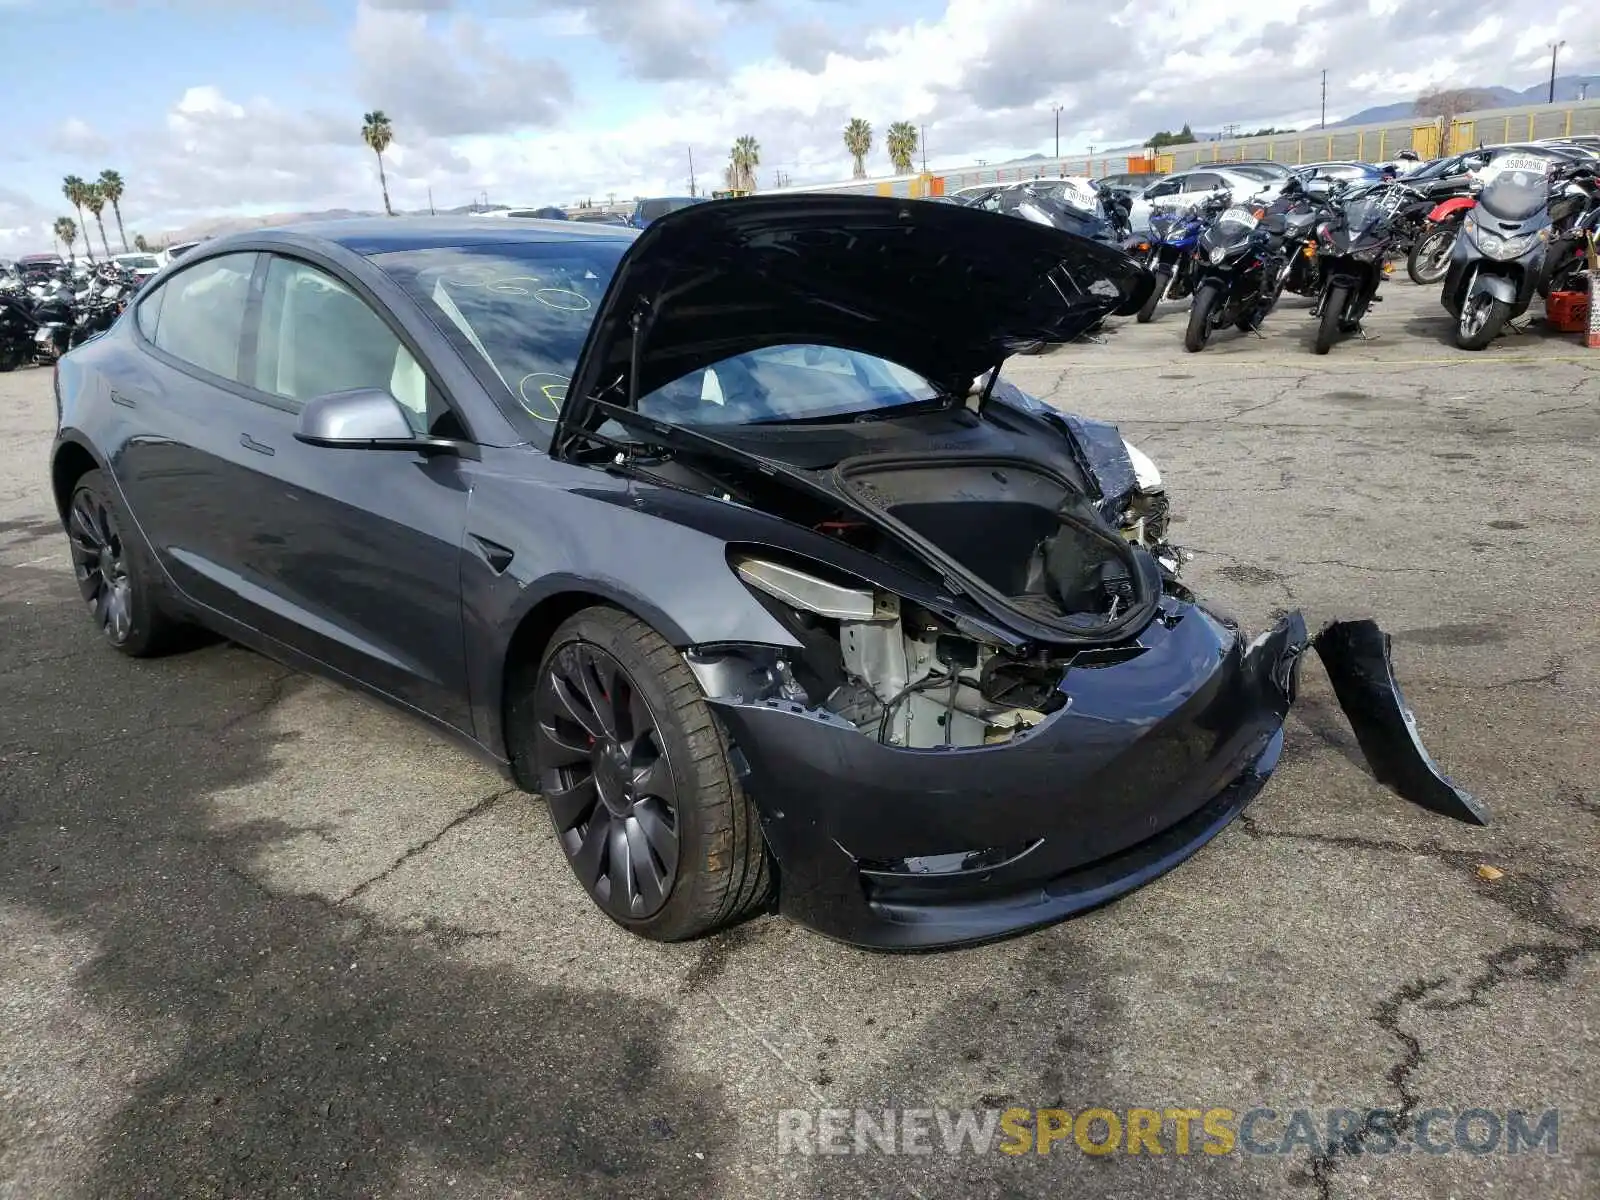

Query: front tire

[66,469,185,656]
[1407,228,1454,284]
[525,606,773,941]
[1184,282,1221,352]
[1136,268,1171,323]
[1313,283,1348,355]
[1454,292,1509,351]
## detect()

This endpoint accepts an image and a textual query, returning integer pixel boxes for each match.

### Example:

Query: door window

[143,252,257,381]
[1145,180,1181,200]
[1184,173,1224,192]
[253,256,440,433]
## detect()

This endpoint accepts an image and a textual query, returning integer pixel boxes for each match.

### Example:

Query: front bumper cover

[704,608,1479,950]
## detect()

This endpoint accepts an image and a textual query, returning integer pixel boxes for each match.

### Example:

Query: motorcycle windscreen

[1478,159,1551,222]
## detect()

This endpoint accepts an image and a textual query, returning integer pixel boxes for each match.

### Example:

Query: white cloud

[1,0,1595,254]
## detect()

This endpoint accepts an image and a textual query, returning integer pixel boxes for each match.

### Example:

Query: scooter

[1441,158,1593,350]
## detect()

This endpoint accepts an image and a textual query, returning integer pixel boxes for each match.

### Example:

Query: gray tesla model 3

[49,196,1482,949]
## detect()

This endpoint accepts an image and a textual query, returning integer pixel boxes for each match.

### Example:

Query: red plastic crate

[1547,289,1590,334]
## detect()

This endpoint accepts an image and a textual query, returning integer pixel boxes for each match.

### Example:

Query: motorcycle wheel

[1184,282,1221,353]
[1407,229,1454,285]
[1137,268,1171,324]
[1313,283,1348,355]
[1454,292,1509,351]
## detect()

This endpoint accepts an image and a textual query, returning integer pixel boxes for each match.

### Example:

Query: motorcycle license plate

[35,327,53,343]
[1498,156,1549,175]
[1221,207,1258,227]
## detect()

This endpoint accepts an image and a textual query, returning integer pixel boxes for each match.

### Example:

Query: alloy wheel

[67,488,134,644]
[1460,294,1492,339]
[535,641,681,920]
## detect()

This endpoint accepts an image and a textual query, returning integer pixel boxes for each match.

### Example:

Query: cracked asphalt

[2,279,1597,1198]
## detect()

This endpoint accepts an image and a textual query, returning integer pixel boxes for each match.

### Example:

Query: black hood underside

[556,194,1153,453]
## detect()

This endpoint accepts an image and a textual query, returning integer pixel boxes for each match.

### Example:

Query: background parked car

[1128,167,1286,233]
[629,196,708,228]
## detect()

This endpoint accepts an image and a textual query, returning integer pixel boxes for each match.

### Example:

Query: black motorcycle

[1442,158,1595,350]
[0,286,35,372]
[1183,197,1287,352]
[1266,179,1333,297]
[1309,182,1414,355]
[1535,172,1600,298]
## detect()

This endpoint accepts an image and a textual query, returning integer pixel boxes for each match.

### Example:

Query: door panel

[221,253,473,729]
[112,251,260,617]
[226,405,474,730]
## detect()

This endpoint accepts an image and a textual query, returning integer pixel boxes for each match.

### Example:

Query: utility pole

[1052,103,1063,159]
[688,147,697,197]
[1548,41,1565,104]
[1320,69,1327,129]
[920,124,927,173]
[427,186,435,216]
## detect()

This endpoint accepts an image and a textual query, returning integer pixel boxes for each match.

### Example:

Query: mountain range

[1335,74,1600,127]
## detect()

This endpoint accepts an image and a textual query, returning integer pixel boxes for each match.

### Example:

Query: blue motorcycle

[1135,198,1216,323]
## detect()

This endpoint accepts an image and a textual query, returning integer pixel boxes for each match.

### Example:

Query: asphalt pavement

[2,280,1597,1199]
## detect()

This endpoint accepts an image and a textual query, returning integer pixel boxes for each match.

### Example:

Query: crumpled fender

[1312,619,1488,825]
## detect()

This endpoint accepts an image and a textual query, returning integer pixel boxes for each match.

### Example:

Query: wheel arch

[50,437,104,520]
[491,583,696,779]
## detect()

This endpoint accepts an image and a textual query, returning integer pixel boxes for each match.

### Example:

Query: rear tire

[1184,282,1220,352]
[1453,292,1509,351]
[1136,268,1171,323]
[522,606,774,941]
[1407,228,1454,285]
[1313,284,1348,355]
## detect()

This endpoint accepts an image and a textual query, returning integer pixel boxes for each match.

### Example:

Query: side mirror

[293,388,456,455]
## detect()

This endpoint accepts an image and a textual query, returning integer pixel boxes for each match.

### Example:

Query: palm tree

[97,169,129,251]
[886,121,919,174]
[54,216,78,263]
[361,111,395,216]
[83,183,113,258]
[62,176,94,260]
[134,233,151,252]
[728,134,760,192]
[844,118,873,179]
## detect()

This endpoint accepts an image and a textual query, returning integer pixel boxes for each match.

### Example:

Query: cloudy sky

[0,0,1590,254]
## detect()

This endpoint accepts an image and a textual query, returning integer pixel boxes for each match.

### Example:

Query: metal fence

[767,98,1600,201]
[1158,99,1600,171]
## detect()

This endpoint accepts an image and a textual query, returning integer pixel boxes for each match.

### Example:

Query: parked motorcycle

[0,283,35,372]
[1183,196,1288,352]
[1535,172,1600,298]
[1310,181,1415,355]
[1266,179,1334,297]
[1407,192,1478,284]
[1442,157,1595,350]
[1135,199,1213,323]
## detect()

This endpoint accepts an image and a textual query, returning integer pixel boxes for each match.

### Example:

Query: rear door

[114,250,263,618]
[224,252,475,730]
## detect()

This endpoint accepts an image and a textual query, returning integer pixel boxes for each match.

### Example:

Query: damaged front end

[683,587,1480,948]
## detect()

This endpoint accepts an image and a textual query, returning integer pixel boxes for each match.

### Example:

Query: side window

[1146,180,1180,199]
[134,281,164,341]
[253,256,437,433]
[148,252,256,381]
[1185,173,1222,192]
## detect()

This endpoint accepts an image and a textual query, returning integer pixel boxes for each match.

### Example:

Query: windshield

[635,345,938,427]
[119,255,159,269]
[373,240,628,434]
[1479,157,1552,220]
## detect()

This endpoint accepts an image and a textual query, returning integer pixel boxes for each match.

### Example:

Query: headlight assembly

[1483,231,1536,260]
[732,556,876,620]
[1209,245,1228,265]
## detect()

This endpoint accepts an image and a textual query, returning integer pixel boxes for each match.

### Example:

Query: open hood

[554,194,1152,454]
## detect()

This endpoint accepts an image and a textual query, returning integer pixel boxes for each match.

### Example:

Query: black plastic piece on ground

[1314,618,1489,825]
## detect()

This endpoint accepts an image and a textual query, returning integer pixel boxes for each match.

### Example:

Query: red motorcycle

[1406,193,1476,284]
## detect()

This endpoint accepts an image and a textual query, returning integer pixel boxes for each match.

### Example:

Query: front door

[225,253,474,731]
